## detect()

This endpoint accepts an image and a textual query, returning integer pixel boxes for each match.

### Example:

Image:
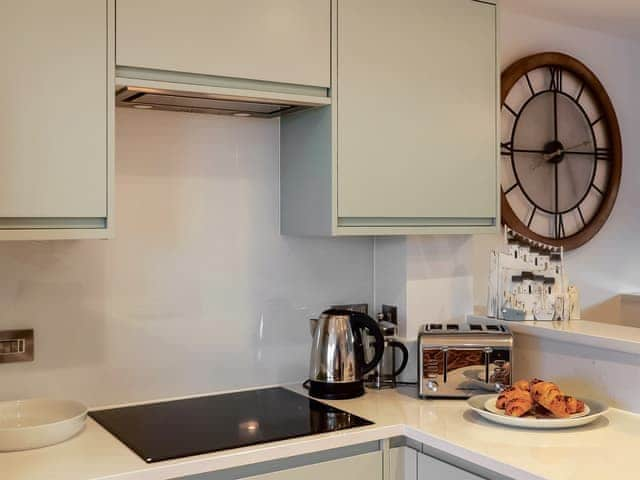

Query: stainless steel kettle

[308,309,385,399]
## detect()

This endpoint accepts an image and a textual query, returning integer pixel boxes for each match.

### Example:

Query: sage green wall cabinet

[116,0,331,88]
[0,0,114,239]
[281,0,499,236]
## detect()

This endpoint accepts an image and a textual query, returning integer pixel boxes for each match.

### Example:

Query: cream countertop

[2,386,639,480]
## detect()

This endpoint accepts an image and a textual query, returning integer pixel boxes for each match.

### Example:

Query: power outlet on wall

[382,304,398,325]
[0,329,34,363]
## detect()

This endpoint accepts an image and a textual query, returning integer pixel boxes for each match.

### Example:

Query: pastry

[494,378,586,419]
[496,387,514,409]
[513,379,530,391]
[504,389,534,417]
[530,381,571,418]
[564,396,585,415]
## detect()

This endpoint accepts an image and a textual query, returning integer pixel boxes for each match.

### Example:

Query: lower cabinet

[245,451,382,480]
[177,442,491,480]
[390,446,417,480]
[390,447,487,480]
[417,451,485,480]
[180,447,383,480]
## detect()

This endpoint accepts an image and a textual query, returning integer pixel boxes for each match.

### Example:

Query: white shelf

[469,315,640,355]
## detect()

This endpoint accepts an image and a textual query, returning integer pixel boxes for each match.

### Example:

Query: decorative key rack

[488,227,572,321]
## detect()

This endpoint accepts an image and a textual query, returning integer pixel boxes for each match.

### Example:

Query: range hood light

[132,104,153,110]
[232,112,251,117]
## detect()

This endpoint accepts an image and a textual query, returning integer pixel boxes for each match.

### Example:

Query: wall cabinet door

[336,0,497,230]
[280,0,498,236]
[417,451,485,480]
[0,0,112,237]
[116,0,331,88]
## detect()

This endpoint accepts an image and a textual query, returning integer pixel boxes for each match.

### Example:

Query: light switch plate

[0,329,34,363]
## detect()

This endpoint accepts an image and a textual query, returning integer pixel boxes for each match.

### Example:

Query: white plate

[0,398,87,451]
[467,394,608,430]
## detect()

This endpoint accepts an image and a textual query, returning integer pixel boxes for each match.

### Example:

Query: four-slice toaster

[418,322,513,398]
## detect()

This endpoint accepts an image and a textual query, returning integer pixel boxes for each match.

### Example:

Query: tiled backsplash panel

[0,109,373,407]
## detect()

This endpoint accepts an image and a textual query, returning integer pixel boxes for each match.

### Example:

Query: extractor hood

[115,68,331,118]
[116,84,330,118]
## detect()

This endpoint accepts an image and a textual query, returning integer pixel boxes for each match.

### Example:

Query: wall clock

[500,52,622,250]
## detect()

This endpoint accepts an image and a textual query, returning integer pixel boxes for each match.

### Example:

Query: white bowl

[0,398,87,451]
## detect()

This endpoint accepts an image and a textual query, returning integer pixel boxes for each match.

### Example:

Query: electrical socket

[0,329,34,363]
[382,304,398,325]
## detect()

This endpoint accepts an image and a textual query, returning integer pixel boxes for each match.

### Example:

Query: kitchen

[1,0,640,479]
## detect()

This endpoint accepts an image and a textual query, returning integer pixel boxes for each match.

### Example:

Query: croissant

[497,377,536,410]
[529,378,544,388]
[530,381,572,418]
[504,389,534,417]
[564,396,585,415]
[496,387,514,409]
[495,379,586,418]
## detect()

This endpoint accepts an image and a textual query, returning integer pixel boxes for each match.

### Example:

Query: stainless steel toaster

[418,321,513,398]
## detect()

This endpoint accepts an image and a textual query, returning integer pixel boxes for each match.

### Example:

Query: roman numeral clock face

[501,53,622,250]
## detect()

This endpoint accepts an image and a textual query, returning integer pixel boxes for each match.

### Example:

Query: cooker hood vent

[116,86,316,118]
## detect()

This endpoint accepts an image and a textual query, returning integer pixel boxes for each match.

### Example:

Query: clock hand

[542,140,591,161]
[531,141,592,171]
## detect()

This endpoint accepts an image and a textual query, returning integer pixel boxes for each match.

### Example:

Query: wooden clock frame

[500,52,622,250]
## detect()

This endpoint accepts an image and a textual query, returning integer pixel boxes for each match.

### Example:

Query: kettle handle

[387,340,409,377]
[348,312,385,376]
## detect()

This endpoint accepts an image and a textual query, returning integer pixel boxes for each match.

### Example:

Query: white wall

[376,10,640,339]
[513,333,640,413]
[473,9,640,314]
[2,9,637,408]
[0,109,373,407]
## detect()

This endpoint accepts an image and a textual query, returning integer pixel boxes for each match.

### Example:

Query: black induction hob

[90,387,373,463]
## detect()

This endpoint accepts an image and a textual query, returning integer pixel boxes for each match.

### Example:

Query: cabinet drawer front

[418,451,486,480]
[337,0,497,221]
[184,450,382,480]
[0,0,108,219]
[247,451,382,480]
[116,0,331,88]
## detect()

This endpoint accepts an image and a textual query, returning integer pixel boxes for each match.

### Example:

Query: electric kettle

[308,309,385,400]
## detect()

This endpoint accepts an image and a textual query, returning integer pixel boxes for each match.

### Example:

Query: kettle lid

[322,308,359,317]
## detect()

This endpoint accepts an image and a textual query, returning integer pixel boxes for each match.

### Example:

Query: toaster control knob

[426,379,439,392]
